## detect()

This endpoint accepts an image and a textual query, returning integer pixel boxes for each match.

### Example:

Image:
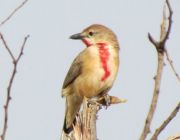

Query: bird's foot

[86,94,111,109]
[86,97,102,109]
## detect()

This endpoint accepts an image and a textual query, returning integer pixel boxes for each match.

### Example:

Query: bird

[61,24,120,134]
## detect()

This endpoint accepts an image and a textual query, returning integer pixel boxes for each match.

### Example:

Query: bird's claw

[87,98,102,109]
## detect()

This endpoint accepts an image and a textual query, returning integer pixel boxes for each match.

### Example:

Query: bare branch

[0,0,29,27]
[150,102,180,140]
[139,43,165,140]
[165,48,180,82]
[139,0,174,140]
[0,34,29,140]
[0,1,29,139]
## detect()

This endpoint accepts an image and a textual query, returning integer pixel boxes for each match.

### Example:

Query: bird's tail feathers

[62,94,82,134]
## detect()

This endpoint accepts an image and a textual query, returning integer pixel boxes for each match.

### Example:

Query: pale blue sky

[0,0,180,140]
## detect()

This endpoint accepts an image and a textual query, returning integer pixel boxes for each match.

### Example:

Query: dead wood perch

[61,95,126,140]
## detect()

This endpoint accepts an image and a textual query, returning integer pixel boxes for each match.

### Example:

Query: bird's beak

[69,33,84,40]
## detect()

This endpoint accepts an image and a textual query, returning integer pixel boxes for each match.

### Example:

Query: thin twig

[139,0,173,140]
[165,48,180,82]
[0,33,15,61]
[150,102,180,140]
[162,0,173,43]
[0,0,29,27]
[16,35,29,62]
[0,34,29,140]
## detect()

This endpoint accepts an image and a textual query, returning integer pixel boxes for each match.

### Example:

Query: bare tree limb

[0,33,29,140]
[0,0,29,27]
[150,102,180,140]
[139,0,174,140]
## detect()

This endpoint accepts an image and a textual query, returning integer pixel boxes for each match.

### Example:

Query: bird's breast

[74,45,119,97]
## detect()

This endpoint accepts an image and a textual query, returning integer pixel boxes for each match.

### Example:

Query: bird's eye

[89,31,94,36]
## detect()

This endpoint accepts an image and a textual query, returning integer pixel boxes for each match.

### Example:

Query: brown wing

[62,57,82,89]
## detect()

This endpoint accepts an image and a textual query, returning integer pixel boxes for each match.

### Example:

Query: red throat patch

[96,43,110,81]
[82,39,92,47]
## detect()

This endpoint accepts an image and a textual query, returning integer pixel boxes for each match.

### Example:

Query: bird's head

[70,24,119,48]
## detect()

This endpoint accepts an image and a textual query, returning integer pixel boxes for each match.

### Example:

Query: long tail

[63,94,83,134]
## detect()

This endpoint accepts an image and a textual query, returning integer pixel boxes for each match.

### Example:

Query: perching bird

[61,24,120,134]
